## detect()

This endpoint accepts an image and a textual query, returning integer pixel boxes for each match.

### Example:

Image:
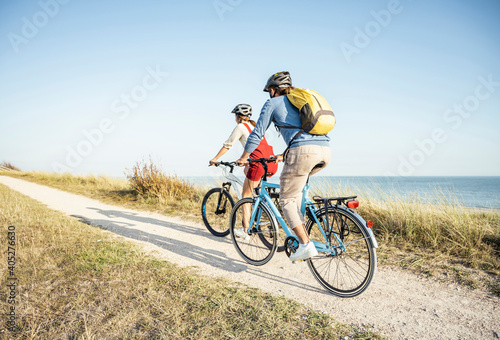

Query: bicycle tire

[201,188,235,237]
[306,207,377,298]
[230,198,278,266]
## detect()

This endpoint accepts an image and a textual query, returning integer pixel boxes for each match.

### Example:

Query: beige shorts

[279,145,331,229]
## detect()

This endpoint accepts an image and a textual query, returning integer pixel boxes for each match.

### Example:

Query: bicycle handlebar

[210,157,277,176]
[247,157,277,165]
[210,161,236,167]
[209,161,236,173]
[245,157,278,182]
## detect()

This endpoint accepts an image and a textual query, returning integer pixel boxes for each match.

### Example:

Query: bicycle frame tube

[246,180,295,238]
[298,183,337,250]
[303,199,344,254]
[264,182,295,235]
[246,175,377,254]
[300,182,310,216]
[302,184,340,250]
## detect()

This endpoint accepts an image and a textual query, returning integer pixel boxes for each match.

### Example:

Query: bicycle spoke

[230,199,277,266]
[201,188,235,237]
[307,207,376,297]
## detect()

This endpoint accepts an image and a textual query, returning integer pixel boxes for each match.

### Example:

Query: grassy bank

[0,184,380,339]
[315,182,500,293]
[2,165,499,295]
[2,168,204,218]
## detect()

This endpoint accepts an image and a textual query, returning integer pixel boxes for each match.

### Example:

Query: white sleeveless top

[222,123,253,148]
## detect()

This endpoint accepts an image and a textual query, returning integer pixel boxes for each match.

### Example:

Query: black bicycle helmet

[263,71,292,92]
[231,104,252,116]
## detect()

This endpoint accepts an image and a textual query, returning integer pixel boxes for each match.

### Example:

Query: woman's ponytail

[238,115,256,127]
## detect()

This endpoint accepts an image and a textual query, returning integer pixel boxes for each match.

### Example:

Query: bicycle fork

[215,182,231,215]
[244,197,264,234]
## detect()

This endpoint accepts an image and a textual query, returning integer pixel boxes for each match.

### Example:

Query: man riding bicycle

[237,71,331,262]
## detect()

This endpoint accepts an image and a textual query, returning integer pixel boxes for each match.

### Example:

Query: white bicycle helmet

[231,104,252,116]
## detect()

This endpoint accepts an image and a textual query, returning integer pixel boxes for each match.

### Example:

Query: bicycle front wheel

[307,207,376,298]
[230,198,278,266]
[201,188,235,237]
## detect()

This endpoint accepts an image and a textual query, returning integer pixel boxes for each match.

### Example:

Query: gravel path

[1,175,498,340]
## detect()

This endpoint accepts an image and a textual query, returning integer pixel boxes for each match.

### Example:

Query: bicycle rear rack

[311,195,358,207]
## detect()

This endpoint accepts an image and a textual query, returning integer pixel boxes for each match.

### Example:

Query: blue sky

[1,0,499,178]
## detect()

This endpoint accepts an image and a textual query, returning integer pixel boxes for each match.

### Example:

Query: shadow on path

[73,207,324,294]
[85,207,232,244]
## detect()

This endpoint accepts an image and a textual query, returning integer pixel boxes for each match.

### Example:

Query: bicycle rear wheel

[230,198,278,266]
[201,188,235,237]
[306,207,376,298]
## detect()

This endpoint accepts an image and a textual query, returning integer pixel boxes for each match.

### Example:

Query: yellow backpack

[286,88,336,135]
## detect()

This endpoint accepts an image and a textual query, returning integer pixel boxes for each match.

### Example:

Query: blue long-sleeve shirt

[245,95,330,154]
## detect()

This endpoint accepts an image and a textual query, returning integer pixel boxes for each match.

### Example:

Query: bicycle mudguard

[340,205,378,248]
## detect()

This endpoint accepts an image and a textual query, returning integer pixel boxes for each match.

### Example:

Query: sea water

[187,176,500,210]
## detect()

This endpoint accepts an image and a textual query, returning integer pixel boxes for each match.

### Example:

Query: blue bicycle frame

[245,178,346,255]
[233,158,379,297]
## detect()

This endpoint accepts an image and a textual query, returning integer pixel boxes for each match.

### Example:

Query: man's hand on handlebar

[209,159,218,166]
[266,155,283,163]
[273,154,283,163]
[236,155,283,167]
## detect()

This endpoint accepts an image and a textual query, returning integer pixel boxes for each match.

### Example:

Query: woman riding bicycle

[236,71,331,262]
[209,104,278,238]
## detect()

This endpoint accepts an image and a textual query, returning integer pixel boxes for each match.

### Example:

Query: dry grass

[7,171,135,205]
[5,168,204,219]
[312,181,500,293]
[0,161,21,171]
[126,158,197,202]
[2,162,499,294]
[361,199,499,269]
[0,184,379,339]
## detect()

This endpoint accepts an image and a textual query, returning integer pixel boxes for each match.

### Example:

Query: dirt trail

[1,175,498,340]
